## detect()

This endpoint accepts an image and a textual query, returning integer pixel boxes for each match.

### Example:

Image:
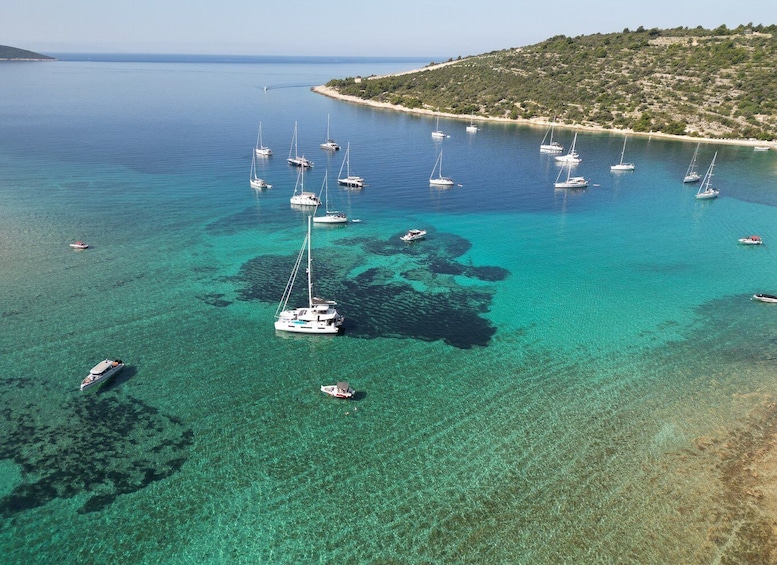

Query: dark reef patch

[196,292,232,308]
[0,394,193,516]
[235,230,509,349]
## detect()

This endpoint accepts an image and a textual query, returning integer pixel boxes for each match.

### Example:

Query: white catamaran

[287,121,314,168]
[337,142,364,188]
[289,166,321,207]
[274,216,344,334]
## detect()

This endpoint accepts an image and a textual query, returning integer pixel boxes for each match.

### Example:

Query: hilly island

[319,24,777,142]
[0,45,53,61]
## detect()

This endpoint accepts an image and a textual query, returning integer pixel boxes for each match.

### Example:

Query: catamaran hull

[274,320,341,334]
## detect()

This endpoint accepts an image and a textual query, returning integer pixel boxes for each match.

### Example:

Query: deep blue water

[1,56,777,563]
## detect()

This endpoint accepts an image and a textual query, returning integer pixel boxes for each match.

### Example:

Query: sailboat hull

[275,307,343,334]
[313,214,348,224]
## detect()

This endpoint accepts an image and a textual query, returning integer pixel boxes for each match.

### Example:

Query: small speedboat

[70,241,89,249]
[401,229,426,242]
[321,382,355,399]
[738,235,763,245]
[752,294,777,304]
[81,359,124,390]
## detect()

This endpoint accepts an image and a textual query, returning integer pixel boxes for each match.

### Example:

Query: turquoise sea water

[2,56,777,563]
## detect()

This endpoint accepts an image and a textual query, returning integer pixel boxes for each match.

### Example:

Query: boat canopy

[90,359,114,374]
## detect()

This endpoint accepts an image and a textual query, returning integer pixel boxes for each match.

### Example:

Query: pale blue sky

[3,0,774,57]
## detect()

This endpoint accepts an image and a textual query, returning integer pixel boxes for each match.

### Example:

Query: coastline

[312,84,774,149]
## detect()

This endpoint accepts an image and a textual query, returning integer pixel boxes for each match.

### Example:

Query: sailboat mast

[306,215,313,308]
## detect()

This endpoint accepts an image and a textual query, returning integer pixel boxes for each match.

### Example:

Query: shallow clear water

[2,57,777,563]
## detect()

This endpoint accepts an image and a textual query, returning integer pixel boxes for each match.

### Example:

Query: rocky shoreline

[312,84,774,149]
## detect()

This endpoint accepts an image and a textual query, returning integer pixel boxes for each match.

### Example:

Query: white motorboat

[695,152,720,200]
[254,121,272,157]
[321,382,355,399]
[555,132,581,163]
[683,142,701,183]
[540,121,563,153]
[738,235,763,245]
[274,216,344,334]
[69,241,89,250]
[754,146,770,152]
[319,114,340,151]
[81,359,124,391]
[753,293,777,304]
[287,121,314,168]
[429,150,454,186]
[401,229,426,242]
[610,137,635,171]
[554,160,588,189]
[289,167,321,207]
[313,173,347,224]
[337,142,364,188]
[250,152,272,189]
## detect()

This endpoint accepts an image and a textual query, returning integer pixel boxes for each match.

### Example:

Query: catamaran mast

[306,215,313,308]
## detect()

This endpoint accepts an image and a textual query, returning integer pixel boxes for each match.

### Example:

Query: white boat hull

[81,359,124,391]
[401,229,426,242]
[321,384,354,398]
[610,163,635,171]
[313,214,348,224]
[695,190,719,200]
[250,178,271,189]
[275,307,343,334]
[554,179,588,189]
[753,294,777,304]
[338,176,364,188]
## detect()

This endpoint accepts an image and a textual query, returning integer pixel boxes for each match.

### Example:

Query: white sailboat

[540,121,563,153]
[287,121,314,168]
[610,137,635,171]
[313,172,347,224]
[320,114,340,151]
[555,132,581,163]
[431,114,445,139]
[289,166,321,207]
[429,150,454,186]
[554,160,588,189]
[466,121,479,133]
[337,142,364,188]
[695,152,720,200]
[255,121,272,157]
[683,142,701,183]
[250,151,272,189]
[274,215,344,334]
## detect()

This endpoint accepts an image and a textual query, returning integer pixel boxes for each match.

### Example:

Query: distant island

[316,24,777,144]
[0,45,54,61]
